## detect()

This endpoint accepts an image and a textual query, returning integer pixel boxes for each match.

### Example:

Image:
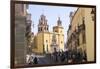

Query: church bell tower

[53,17,64,34]
[38,14,49,33]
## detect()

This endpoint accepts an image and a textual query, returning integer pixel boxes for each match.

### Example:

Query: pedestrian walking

[28,56,33,65]
[26,54,30,64]
[60,53,65,62]
[34,57,38,64]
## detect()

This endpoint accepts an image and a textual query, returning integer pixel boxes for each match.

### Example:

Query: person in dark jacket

[34,57,38,64]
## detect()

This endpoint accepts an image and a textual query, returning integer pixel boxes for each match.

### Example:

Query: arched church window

[44,27,46,30]
[46,40,48,43]
[61,41,63,44]
[47,27,48,30]
[41,27,42,31]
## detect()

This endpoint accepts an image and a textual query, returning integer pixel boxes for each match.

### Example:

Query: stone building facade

[67,7,95,62]
[15,4,32,65]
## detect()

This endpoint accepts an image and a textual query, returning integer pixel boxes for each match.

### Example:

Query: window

[83,17,85,24]
[38,27,40,31]
[91,8,95,21]
[62,34,64,36]
[77,38,79,46]
[47,27,48,30]
[92,16,94,21]
[55,30,58,32]
[47,44,48,52]
[46,40,48,43]
[41,28,42,31]
[44,27,46,30]
[43,44,45,53]
[82,31,86,43]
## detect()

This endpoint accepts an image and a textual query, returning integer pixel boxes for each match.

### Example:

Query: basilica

[32,14,64,54]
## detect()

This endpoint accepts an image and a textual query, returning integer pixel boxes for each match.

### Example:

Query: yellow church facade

[32,14,64,54]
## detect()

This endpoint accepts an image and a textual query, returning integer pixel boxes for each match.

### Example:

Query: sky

[28,4,78,43]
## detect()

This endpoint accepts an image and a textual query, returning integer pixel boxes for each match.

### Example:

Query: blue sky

[28,4,78,43]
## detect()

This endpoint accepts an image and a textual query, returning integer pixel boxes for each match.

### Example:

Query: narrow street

[30,54,52,64]
[38,56,51,64]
